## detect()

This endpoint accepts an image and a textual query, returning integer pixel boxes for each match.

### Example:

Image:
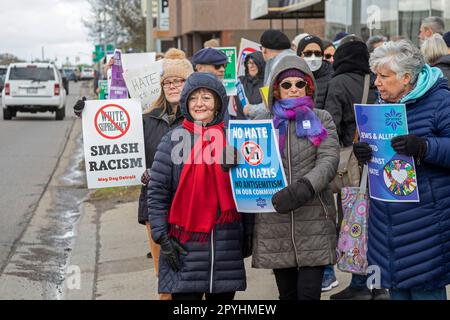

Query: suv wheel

[56,106,65,120]
[3,108,12,120]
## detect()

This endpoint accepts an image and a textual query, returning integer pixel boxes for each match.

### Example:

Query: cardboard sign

[237,38,261,78]
[121,52,156,72]
[228,120,287,213]
[217,47,237,96]
[109,50,129,99]
[354,104,419,202]
[82,99,146,189]
[123,60,164,111]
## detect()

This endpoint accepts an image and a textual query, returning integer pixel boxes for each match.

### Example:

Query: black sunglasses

[324,54,334,60]
[214,64,227,70]
[280,80,307,90]
[302,50,323,58]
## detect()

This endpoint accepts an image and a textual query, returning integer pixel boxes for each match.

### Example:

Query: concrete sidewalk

[65,198,354,300]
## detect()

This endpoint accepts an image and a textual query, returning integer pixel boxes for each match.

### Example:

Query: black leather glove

[141,169,151,186]
[159,234,188,272]
[221,145,239,172]
[353,142,373,164]
[272,178,315,214]
[73,97,87,118]
[391,135,427,159]
[241,234,253,258]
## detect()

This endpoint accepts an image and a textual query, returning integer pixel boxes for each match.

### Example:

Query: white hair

[421,33,448,65]
[370,40,425,84]
[422,16,445,35]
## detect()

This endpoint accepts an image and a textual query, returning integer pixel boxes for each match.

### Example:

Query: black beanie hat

[297,35,324,55]
[260,29,291,50]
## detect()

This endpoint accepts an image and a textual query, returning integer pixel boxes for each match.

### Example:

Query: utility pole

[42,46,45,61]
[113,0,118,48]
[146,0,155,52]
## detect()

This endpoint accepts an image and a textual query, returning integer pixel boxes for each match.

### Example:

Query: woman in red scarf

[147,72,252,300]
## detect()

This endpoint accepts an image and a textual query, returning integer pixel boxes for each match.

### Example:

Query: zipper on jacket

[209,229,215,293]
[317,193,329,220]
[287,122,300,265]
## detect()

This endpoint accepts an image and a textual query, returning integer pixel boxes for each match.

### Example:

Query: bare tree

[0,53,24,65]
[84,0,145,52]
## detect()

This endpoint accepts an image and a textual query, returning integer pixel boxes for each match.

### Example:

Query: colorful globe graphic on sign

[383,159,417,196]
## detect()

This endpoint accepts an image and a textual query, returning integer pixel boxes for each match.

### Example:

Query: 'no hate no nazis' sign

[95,104,131,140]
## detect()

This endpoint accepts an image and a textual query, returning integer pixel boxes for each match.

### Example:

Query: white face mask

[304,55,323,72]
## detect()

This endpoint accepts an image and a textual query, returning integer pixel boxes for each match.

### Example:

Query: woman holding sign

[353,40,450,300]
[147,72,251,300]
[251,55,340,300]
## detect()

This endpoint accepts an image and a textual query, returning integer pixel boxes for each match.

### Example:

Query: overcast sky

[0,0,94,66]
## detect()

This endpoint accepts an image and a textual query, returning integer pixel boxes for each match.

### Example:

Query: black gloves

[73,97,87,118]
[391,135,427,160]
[241,235,253,258]
[272,178,315,214]
[221,145,239,172]
[141,169,151,186]
[353,142,373,164]
[159,234,188,272]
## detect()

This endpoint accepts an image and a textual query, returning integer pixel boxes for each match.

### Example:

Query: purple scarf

[273,96,328,154]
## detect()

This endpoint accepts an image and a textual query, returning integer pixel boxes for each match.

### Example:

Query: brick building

[165,0,325,56]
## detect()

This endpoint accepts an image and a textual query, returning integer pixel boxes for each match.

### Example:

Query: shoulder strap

[361,74,370,105]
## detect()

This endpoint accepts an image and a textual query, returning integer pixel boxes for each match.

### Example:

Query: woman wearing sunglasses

[251,55,340,300]
[297,35,333,110]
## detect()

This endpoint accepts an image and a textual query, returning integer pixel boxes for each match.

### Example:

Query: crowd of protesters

[74,15,450,301]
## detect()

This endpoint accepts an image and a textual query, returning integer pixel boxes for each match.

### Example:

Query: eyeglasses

[214,64,227,70]
[302,50,323,58]
[324,54,334,60]
[280,80,307,90]
[162,79,185,89]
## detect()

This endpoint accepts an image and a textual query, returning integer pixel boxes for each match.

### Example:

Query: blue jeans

[390,288,447,300]
[350,274,368,289]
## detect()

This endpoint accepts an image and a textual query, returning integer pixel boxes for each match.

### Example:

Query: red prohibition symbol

[242,141,264,166]
[94,104,131,140]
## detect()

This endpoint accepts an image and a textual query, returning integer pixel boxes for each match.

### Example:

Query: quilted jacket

[147,73,248,294]
[252,55,340,269]
[368,77,450,290]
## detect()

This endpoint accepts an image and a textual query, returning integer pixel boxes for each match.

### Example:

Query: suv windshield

[9,67,55,81]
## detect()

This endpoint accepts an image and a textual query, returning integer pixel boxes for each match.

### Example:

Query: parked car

[2,63,67,120]
[63,68,77,82]
[80,67,95,80]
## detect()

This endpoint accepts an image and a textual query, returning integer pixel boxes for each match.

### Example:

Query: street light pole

[146,0,155,52]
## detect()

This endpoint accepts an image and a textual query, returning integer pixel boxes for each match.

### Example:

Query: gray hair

[370,40,425,85]
[366,35,387,53]
[422,16,445,35]
[421,33,448,65]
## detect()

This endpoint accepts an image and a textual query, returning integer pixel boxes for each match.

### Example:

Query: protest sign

[228,120,287,212]
[109,50,129,99]
[123,60,164,111]
[354,104,419,202]
[217,47,237,96]
[237,38,261,77]
[98,80,109,100]
[121,52,156,72]
[236,79,249,109]
[82,99,146,189]
[260,86,269,107]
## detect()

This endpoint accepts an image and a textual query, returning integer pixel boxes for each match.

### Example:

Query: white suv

[2,63,67,120]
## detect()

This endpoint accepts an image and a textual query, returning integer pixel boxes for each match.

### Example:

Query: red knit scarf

[168,119,240,244]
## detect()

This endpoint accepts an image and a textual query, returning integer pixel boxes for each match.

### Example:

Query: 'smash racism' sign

[82,99,146,189]
[228,120,287,212]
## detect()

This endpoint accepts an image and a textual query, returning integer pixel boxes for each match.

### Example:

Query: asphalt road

[0,81,90,275]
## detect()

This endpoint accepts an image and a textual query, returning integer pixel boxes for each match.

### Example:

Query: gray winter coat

[252,55,340,269]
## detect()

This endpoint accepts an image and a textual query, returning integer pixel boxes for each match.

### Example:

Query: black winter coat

[147,73,251,294]
[137,107,183,225]
[432,55,450,82]
[312,60,333,110]
[324,73,377,146]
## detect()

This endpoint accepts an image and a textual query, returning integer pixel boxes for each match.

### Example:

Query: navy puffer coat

[147,73,249,294]
[368,77,450,290]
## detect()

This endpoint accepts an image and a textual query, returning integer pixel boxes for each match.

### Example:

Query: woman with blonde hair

[421,33,450,79]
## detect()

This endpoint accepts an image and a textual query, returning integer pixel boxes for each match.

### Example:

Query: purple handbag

[336,165,369,275]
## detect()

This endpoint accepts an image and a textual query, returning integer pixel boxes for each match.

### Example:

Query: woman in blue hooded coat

[353,40,450,300]
[147,72,251,300]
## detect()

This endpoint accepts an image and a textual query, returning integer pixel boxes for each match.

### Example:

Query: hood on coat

[180,72,228,126]
[244,51,265,79]
[432,54,450,67]
[267,55,317,113]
